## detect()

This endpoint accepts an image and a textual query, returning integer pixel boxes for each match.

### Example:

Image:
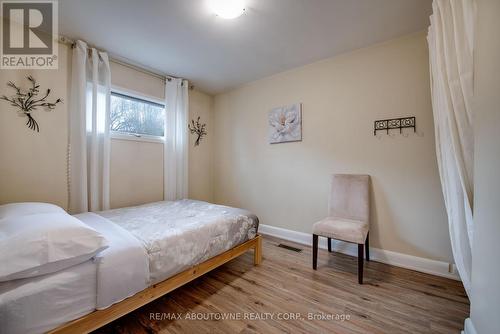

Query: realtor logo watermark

[1,0,58,69]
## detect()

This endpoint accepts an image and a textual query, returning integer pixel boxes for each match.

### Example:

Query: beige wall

[110,62,164,101]
[109,139,164,208]
[469,0,500,332]
[213,32,453,263]
[0,41,214,209]
[189,89,214,201]
[0,43,71,209]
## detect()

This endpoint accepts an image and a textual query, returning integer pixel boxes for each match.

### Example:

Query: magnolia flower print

[268,104,302,143]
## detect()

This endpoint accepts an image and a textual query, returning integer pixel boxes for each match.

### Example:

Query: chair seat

[312,217,369,244]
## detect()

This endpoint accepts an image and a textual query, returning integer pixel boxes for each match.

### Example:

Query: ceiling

[59,0,432,94]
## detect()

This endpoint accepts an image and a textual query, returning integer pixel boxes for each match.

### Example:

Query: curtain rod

[57,36,194,89]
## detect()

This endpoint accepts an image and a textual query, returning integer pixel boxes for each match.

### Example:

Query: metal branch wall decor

[374,116,416,136]
[188,116,207,146]
[0,76,62,132]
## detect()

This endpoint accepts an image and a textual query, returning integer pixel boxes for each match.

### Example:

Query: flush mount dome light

[209,0,245,19]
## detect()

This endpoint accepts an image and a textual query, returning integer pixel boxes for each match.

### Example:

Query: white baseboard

[462,318,476,334]
[259,224,461,281]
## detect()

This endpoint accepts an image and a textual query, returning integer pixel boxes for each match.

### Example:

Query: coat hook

[374,116,416,137]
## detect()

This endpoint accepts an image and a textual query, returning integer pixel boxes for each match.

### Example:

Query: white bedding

[75,212,149,309]
[0,261,97,334]
[0,213,148,334]
[99,199,259,284]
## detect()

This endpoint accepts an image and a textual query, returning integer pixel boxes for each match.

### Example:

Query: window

[110,91,165,138]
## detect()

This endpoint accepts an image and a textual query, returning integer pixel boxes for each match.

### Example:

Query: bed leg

[254,235,262,265]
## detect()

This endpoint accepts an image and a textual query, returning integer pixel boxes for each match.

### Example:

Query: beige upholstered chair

[312,174,370,284]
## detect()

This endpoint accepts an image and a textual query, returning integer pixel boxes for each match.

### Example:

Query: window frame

[110,86,166,144]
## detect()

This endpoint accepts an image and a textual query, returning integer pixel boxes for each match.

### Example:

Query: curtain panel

[164,78,189,200]
[69,40,112,213]
[427,0,475,295]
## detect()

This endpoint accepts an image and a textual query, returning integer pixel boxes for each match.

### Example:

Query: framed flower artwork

[268,103,302,144]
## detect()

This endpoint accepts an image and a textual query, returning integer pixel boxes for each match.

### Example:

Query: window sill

[111,132,165,144]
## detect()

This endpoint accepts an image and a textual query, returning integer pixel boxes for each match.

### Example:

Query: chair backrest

[329,174,370,223]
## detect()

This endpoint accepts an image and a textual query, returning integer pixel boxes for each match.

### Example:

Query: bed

[98,200,259,284]
[0,261,97,334]
[0,199,261,334]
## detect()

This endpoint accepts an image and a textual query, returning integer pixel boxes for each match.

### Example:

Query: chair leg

[312,234,318,270]
[358,243,364,284]
[365,232,370,262]
[327,237,332,252]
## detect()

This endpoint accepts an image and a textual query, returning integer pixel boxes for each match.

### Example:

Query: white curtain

[69,40,111,213]
[164,78,189,200]
[427,0,475,295]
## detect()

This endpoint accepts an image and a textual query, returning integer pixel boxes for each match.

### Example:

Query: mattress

[0,260,97,334]
[99,199,259,284]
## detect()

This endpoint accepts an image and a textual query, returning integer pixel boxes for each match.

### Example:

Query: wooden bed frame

[49,235,262,334]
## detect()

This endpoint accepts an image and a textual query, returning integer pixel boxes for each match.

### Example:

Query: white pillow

[0,202,65,219]
[0,212,108,282]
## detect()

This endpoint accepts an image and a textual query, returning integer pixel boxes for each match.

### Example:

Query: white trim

[111,85,164,105]
[110,132,165,144]
[259,224,461,281]
[462,318,476,334]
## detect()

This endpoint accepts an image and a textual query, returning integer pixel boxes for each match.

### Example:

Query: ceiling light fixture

[209,0,245,19]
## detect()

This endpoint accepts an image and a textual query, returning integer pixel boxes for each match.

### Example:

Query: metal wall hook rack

[374,116,416,136]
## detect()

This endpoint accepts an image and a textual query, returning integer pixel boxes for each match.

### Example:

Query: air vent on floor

[278,244,302,252]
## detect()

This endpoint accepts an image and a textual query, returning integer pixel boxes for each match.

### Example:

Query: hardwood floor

[93,235,469,334]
